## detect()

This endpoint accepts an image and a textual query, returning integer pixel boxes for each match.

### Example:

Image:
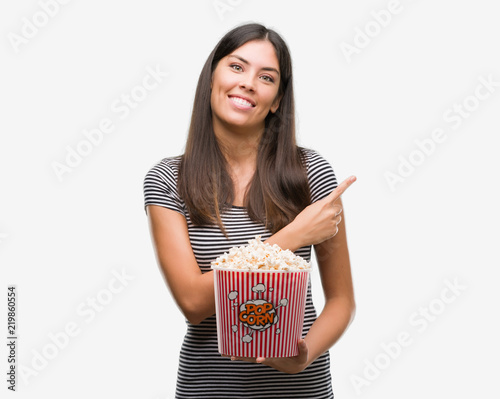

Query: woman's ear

[270,93,283,113]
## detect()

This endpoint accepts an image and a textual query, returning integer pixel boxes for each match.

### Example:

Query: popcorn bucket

[213,267,310,358]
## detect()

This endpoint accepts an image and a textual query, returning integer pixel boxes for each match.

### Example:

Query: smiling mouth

[228,96,255,109]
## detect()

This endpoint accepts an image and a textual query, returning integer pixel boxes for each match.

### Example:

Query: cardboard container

[213,267,310,358]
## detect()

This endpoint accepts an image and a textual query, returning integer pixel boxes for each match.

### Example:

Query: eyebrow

[228,54,280,76]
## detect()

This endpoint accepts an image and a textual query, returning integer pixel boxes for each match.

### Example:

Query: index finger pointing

[325,176,356,202]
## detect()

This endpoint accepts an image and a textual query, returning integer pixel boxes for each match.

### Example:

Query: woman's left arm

[254,197,355,373]
[303,196,356,365]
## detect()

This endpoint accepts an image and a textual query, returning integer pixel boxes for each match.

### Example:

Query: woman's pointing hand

[292,176,357,246]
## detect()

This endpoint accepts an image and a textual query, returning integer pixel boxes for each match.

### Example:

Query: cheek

[213,81,231,104]
[263,90,280,109]
[210,88,229,118]
[213,70,234,90]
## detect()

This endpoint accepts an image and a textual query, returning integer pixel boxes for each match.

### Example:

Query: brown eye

[230,64,243,71]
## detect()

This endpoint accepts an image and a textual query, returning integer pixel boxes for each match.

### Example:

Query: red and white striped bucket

[213,268,310,358]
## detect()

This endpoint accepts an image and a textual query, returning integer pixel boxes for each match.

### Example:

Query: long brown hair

[178,23,311,236]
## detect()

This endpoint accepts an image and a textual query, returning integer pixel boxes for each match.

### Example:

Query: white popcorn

[211,236,311,271]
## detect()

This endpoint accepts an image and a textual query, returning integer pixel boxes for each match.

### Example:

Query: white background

[1,0,499,398]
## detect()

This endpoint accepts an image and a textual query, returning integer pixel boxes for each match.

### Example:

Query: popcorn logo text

[239,301,275,328]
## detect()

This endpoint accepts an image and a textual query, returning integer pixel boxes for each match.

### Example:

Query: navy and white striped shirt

[143,147,338,399]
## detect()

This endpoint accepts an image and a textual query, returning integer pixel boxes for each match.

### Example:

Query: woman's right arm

[146,204,215,325]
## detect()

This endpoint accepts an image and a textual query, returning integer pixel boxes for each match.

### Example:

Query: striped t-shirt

[143,147,338,399]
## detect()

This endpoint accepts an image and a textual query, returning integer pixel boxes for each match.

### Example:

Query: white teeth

[230,96,253,107]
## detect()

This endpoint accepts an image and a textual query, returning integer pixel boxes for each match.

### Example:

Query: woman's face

[210,40,282,135]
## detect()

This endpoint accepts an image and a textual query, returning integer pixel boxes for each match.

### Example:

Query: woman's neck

[214,123,263,169]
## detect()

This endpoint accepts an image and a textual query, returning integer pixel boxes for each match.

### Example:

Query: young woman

[143,22,356,399]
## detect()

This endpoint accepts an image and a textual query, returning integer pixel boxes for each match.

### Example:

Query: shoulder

[144,155,183,192]
[145,155,182,182]
[299,147,338,203]
[143,155,183,199]
[299,147,334,177]
[143,155,185,215]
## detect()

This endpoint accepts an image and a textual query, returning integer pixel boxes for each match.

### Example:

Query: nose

[239,75,256,91]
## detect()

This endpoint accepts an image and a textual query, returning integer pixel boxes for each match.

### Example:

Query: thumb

[297,339,309,361]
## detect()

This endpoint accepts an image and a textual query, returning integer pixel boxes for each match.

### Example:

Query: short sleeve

[143,158,186,216]
[304,148,338,203]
